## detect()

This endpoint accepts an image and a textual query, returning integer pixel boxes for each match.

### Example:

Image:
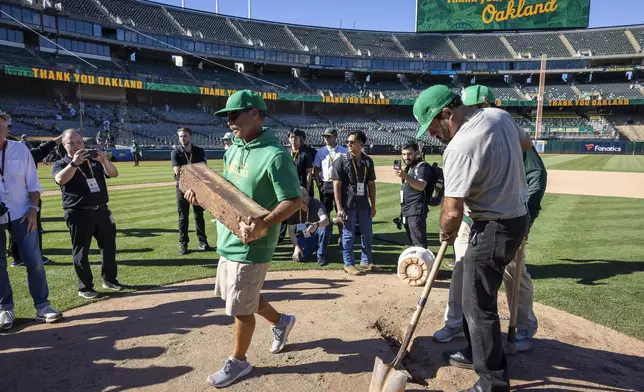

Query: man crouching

[288,186,330,266]
[184,90,302,388]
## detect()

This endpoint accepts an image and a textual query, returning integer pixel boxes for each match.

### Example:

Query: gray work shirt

[443,108,528,221]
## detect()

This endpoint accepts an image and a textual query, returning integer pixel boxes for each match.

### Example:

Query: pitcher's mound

[1,271,642,391]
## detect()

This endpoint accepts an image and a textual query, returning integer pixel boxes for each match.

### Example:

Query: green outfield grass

[35,154,644,192]
[11,155,642,340]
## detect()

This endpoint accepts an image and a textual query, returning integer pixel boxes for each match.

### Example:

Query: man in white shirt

[0,111,63,331]
[313,128,347,245]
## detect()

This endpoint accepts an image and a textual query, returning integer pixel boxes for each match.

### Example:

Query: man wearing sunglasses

[184,90,302,388]
[332,130,381,276]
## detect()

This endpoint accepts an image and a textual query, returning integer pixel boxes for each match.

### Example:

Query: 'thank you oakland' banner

[416,0,590,32]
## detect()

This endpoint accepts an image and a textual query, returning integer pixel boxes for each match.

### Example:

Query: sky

[154,0,643,32]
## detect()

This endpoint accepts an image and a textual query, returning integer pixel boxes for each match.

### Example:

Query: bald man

[53,129,123,299]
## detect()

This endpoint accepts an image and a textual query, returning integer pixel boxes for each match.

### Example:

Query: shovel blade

[369,356,408,392]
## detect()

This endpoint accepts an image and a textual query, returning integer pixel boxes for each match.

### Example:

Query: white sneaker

[432,325,465,343]
[270,314,296,353]
[35,305,63,323]
[78,289,100,299]
[0,310,15,331]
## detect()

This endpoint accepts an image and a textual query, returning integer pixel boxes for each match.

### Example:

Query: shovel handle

[392,241,449,367]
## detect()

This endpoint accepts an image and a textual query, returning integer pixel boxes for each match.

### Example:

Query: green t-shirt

[523,146,547,224]
[217,129,301,263]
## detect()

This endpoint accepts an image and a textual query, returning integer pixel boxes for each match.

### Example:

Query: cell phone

[393,160,401,170]
[86,149,100,159]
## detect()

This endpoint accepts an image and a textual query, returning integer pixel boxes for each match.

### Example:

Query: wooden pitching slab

[178,163,270,243]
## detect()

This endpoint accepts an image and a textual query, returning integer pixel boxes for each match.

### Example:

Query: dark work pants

[9,199,44,262]
[133,153,140,166]
[461,214,529,392]
[177,191,207,245]
[403,214,428,248]
[64,206,118,290]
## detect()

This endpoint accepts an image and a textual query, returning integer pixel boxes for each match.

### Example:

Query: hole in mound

[373,317,429,387]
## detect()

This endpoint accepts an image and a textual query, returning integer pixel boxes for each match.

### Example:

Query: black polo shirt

[290,147,314,190]
[331,152,376,211]
[402,161,433,217]
[171,145,207,182]
[52,156,109,209]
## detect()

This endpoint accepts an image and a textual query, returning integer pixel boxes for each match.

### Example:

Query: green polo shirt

[217,128,301,263]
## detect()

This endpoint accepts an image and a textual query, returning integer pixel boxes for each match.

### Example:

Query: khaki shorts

[214,256,271,316]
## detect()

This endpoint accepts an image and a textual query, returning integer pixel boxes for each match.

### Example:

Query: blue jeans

[296,227,329,261]
[0,218,51,311]
[341,208,373,267]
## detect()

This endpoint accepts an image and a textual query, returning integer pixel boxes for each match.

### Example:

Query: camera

[332,211,348,224]
[86,149,100,159]
[0,202,8,216]
[393,216,403,230]
[393,160,401,170]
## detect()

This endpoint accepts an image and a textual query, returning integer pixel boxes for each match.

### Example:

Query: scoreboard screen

[416,0,591,32]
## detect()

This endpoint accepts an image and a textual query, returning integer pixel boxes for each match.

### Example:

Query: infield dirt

[1,271,642,392]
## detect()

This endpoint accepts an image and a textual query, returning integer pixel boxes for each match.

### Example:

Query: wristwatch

[70,161,78,168]
[29,205,40,212]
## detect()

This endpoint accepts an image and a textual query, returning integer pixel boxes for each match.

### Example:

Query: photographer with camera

[287,187,330,266]
[171,127,212,255]
[393,141,439,248]
[52,129,123,299]
[0,112,63,331]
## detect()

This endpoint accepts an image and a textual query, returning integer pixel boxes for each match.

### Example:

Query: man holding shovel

[414,85,530,392]
[433,85,546,353]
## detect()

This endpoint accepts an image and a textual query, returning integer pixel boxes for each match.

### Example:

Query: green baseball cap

[413,85,456,138]
[462,85,496,106]
[215,90,267,117]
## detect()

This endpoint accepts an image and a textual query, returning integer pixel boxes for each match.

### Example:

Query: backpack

[412,161,444,207]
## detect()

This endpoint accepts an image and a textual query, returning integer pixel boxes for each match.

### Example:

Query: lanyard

[183,150,193,164]
[77,160,95,180]
[299,209,303,223]
[291,150,299,161]
[328,148,337,163]
[351,155,365,184]
[0,142,6,184]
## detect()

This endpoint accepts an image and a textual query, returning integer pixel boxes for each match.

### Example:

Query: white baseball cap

[222,132,233,140]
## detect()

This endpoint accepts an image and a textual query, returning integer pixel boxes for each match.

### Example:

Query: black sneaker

[11,260,24,267]
[102,280,124,291]
[442,349,474,370]
[198,242,213,251]
[42,257,53,265]
[317,257,328,267]
[179,243,188,255]
[78,289,99,299]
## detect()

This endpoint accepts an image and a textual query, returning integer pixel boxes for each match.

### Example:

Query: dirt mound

[1,271,642,391]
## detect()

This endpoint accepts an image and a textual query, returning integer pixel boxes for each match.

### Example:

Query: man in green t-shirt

[184,90,302,388]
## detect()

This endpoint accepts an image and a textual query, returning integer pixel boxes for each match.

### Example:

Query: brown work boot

[361,263,383,273]
[344,265,365,276]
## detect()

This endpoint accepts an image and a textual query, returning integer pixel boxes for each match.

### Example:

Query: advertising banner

[416,0,591,32]
[579,142,626,154]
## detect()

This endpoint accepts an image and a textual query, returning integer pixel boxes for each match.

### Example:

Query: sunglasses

[346,139,362,145]
[227,108,253,121]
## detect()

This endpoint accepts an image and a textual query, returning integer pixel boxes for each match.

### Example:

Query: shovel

[506,239,526,355]
[369,241,449,392]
